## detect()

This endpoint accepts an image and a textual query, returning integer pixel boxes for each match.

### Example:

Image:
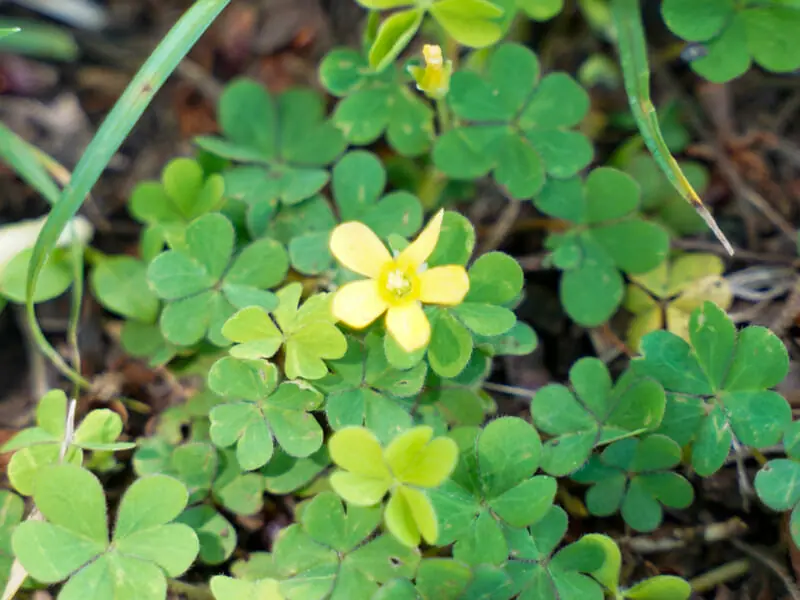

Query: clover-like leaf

[212,449,267,516]
[635,302,791,476]
[624,253,732,351]
[531,359,666,476]
[222,283,347,380]
[430,417,556,565]
[661,0,800,82]
[539,167,670,326]
[319,333,425,444]
[91,256,160,323]
[329,426,457,547]
[433,43,591,199]
[196,80,345,206]
[418,350,492,428]
[0,247,74,304]
[572,435,694,532]
[362,0,505,72]
[12,465,198,600]
[129,157,224,233]
[229,491,420,598]
[503,505,607,600]
[2,389,135,495]
[289,151,424,275]
[320,48,435,156]
[208,357,324,470]
[211,576,284,600]
[623,153,708,235]
[0,491,23,591]
[147,213,287,347]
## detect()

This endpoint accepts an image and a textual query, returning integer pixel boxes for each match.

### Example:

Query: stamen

[386,269,412,297]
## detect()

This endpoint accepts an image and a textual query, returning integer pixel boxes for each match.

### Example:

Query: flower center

[386,269,412,296]
[379,261,420,305]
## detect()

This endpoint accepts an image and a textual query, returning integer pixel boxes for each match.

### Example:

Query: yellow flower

[408,44,452,100]
[329,210,469,352]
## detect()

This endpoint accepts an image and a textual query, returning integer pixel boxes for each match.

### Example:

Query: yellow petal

[329,427,391,479]
[400,486,438,545]
[398,209,444,267]
[418,266,469,305]
[384,489,421,547]
[385,302,430,352]
[332,280,389,329]
[330,222,392,278]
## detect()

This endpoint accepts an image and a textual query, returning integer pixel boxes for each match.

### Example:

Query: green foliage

[289,151,423,275]
[572,435,694,532]
[434,43,592,200]
[12,464,198,600]
[430,417,555,565]
[361,0,506,70]
[329,425,458,547]
[129,157,224,246]
[426,250,524,377]
[318,332,426,443]
[91,256,160,323]
[196,79,345,206]
[504,506,607,599]
[579,533,691,599]
[635,302,791,475]
[147,212,288,347]
[9,0,799,598]
[208,357,324,469]
[539,167,670,325]
[222,283,347,379]
[320,50,435,155]
[213,491,420,598]
[2,389,135,495]
[0,248,74,305]
[0,491,23,591]
[661,0,800,82]
[531,359,666,476]
[622,154,708,237]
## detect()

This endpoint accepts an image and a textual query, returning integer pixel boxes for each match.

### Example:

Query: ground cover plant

[0,0,800,598]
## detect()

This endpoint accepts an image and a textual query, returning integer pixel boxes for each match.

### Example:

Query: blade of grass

[0,18,78,61]
[24,0,230,387]
[0,28,20,40]
[611,0,734,256]
[0,123,62,206]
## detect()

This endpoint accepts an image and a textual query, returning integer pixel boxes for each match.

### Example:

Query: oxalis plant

[0,0,798,599]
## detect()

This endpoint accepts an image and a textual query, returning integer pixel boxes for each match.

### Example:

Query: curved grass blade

[611,0,734,256]
[0,28,20,40]
[0,123,61,206]
[24,0,231,386]
[0,18,78,61]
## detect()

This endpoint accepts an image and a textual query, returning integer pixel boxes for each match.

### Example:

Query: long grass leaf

[24,0,230,386]
[0,123,61,206]
[611,0,734,256]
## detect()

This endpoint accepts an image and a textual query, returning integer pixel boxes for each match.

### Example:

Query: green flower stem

[436,98,451,133]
